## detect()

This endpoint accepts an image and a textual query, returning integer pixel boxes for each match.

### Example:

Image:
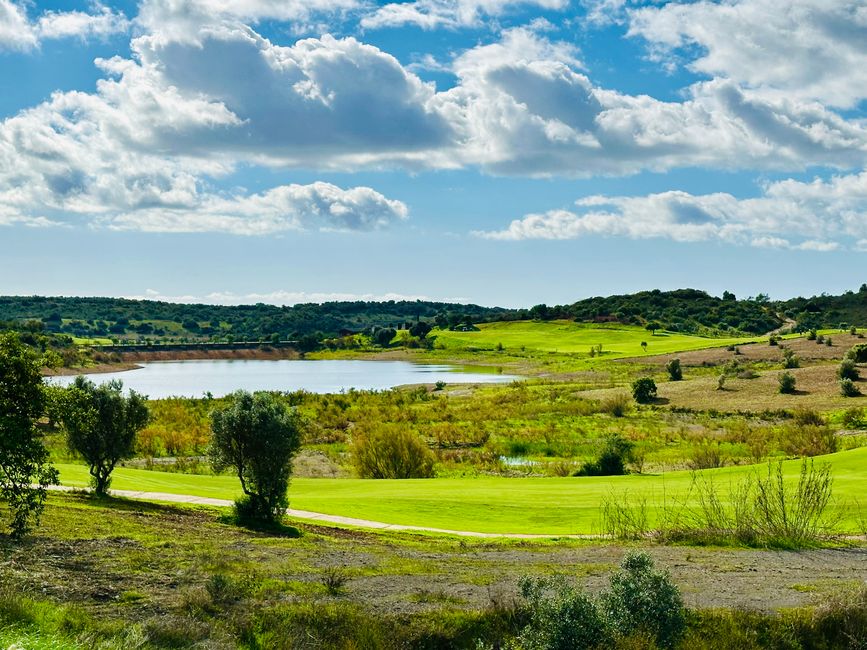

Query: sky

[1,0,867,308]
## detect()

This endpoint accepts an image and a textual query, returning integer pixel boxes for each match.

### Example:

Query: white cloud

[361,0,568,30]
[628,0,867,109]
[0,1,128,51]
[129,289,453,305]
[476,170,867,250]
[102,182,408,235]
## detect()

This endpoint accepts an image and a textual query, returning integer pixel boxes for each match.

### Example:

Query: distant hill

[2,286,865,343]
[0,296,516,342]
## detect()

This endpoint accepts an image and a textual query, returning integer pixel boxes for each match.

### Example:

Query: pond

[44,359,520,399]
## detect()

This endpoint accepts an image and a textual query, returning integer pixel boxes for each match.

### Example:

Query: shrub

[825,337,833,346]
[351,426,435,478]
[601,552,686,649]
[781,348,800,369]
[517,576,610,650]
[779,424,838,457]
[778,372,797,394]
[840,378,862,397]
[665,358,682,381]
[631,378,657,404]
[842,407,867,429]
[839,359,860,381]
[807,329,817,340]
[846,344,867,363]
[768,335,778,346]
[792,408,825,427]
[816,334,825,344]
[576,434,635,476]
[598,393,631,417]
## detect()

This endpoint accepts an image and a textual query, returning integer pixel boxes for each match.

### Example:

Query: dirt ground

[628,333,864,369]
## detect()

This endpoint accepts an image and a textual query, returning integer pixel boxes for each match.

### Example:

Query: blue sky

[1,0,866,308]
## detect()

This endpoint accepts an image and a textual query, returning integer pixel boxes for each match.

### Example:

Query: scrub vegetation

[3,288,867,647]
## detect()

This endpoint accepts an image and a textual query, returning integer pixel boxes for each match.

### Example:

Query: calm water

[44,359,519,399]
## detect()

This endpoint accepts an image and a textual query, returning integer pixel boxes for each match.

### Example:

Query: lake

[44,359,519,399]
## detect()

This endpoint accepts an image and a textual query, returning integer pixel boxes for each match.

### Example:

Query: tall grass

[601,459,836,548]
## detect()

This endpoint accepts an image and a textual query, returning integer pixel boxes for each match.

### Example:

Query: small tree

[645,322,662,336]
[210,391,303,525]
[373,327,396,347]
[61,378,149,496]
[665,358,682,381]
[839,360,860,381]
[779,372,797,394]
[781,348,800,369]
[631,378,657,404]
[840,379,861,397]
[0,333,58,539]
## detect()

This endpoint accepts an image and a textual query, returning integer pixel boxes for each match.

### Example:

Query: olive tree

[61,377,149,496]
[0,333,58,539]
[209,391,303,525]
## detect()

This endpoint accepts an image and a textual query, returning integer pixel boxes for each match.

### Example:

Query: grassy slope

[433,321,757,358]
[57,447,867,535]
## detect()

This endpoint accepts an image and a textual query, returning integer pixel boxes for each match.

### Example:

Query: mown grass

[55,446,867,535]
[432,320,758,358]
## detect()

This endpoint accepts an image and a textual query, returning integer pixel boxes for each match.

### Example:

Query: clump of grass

[598,392,632,417]
[321,567,350,595]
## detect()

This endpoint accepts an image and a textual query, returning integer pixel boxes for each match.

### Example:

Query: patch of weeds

[410,589,466,606]
[321,567,350,595]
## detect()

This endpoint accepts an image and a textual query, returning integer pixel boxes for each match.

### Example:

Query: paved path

[48,485,592,539]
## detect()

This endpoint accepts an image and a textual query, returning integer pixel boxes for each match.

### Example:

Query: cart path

[47,485,595,539]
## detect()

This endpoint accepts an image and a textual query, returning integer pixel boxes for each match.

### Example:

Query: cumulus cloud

[102,182,408,235]
[0,1,128,51]
[361,0,568,30]
[440,26,867,176]
[628,0,867,109]
[476,170,867,251]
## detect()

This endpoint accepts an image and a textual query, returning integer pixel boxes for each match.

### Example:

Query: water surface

[45,359,519,399]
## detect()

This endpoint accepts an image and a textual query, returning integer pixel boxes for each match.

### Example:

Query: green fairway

[56,447,867,535]
[432,320,758,358]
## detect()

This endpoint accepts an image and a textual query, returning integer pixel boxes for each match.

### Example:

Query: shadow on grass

[216,511,303,538]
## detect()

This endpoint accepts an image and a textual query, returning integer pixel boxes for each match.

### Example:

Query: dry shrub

[351,425,436,478]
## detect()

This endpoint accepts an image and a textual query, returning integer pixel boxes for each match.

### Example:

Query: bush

[840,378,861,397]
[665,358,682,381]
[807,329,817,340]
[839,359,860,381]
[576,434,635,476]
[781,348,800,369]
[516,553,685,650]
[598,393,631,417]
[517,576,611,650]
[601,552,686,649]
[778,372,797,394]
[351,426,436,478]
[846,344,867,363]
[842,407,867,428]
[631,378,657,404]
[768,335,778,346]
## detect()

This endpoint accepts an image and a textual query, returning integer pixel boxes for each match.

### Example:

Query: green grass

[432,320,758,359]
[56,447,867,535]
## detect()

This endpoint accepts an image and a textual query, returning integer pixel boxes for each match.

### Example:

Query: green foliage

[0,333,58,539]
[576,435,635,476]
[59,377,149,495]
[840,378,861,397]
[847,343,867,363]
[781,348,799,369]
[601,552,686,649]
[778,372,797,394]
[517,553,685,650]
[351,425,436,479]
[665,358,682,381]
[807,329,817,340]
[373,327,396,347]
[517,575,611,649]
[839,359,860,381]
[209,391,304,525]
[631,378,657,404]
